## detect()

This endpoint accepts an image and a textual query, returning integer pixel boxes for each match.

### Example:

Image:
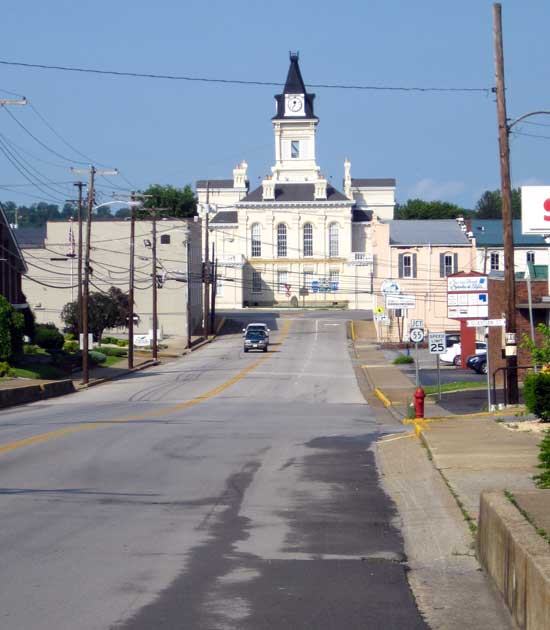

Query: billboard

[521,185,550,234]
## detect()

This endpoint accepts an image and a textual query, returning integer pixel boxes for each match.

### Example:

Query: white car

[242,322,270,341]
[440,341,487,366]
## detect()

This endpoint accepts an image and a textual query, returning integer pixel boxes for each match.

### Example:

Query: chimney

[314,175,327,200]
[262,176,275,201]
[344,158,352,199]
[233,160,248,189]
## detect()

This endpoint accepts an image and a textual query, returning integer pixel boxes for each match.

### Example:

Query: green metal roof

[471,219,547,247]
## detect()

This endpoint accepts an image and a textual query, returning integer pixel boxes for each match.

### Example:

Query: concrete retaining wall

[0,380,75,410]
[478,491,550,629]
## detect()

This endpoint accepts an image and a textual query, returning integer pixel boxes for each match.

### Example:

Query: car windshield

[246,332,266,341]
[248,325,266,332]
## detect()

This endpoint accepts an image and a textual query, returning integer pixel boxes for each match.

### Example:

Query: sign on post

[466,318,505,328]
[386,294,416,309]
[410,328,425,343]
[428,332,446,354]
[410,319,424,329]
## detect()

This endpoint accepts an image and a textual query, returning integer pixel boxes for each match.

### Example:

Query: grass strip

[424,381,487,396]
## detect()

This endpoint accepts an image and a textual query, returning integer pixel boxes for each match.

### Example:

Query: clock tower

[271,52,320,182]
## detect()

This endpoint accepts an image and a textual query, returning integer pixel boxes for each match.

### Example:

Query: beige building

[17,217,203,339]
[196,53,396,310]
[372,219,476,341]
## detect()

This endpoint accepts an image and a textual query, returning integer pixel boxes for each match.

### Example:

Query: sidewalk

[353,318,550,627]
[352,320,447,418]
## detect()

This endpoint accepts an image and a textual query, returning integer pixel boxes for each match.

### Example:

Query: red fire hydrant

[414,386,425,419]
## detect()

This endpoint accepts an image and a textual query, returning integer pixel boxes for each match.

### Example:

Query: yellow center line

[0,320,292,456]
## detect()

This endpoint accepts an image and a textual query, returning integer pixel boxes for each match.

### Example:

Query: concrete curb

[478,491,550,629]
[76,360,160,390]
[0,379,76,410]
[374,387,392,407]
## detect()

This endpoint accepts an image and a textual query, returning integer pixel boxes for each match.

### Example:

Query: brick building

[488,266,549,386]
[0,205,27,307]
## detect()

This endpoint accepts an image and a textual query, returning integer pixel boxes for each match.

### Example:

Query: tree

[61,286,130,342]
[395,199,470,220]
[0,295,25,362]
[115,207,131,219]
[475,188,521,219]
[138,184,197,219]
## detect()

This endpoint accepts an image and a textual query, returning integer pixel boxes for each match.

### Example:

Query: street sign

[428,332,446,354]
[386,294,416,309]
[410,319,424,329]
[466,318,505,328]
[521,185,550,234]
[410,328,425,343]
[381,279,401,295]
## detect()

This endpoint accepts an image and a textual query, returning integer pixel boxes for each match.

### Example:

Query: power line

[0,59,492,94]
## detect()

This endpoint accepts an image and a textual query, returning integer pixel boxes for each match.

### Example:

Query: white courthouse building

[196,53,396,309]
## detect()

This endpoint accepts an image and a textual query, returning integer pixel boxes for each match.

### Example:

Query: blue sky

[1,0,549,210]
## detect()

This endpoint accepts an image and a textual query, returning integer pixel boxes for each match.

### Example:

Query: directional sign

[410,328,425,343]
[428,332,446,354]
[466,318,506,328]
[410,319,424,330]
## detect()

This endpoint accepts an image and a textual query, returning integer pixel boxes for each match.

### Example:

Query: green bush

[98,346,127,357]
[393,354,414,365]
[524,372,550,422]
[116,339,129,347]
[0,361,15,377]
[535,430,550,488]
[35,324,64,350]
[101,336,119,345]
[23,344,42,355]
[88,350,107,365]
[0,295,25,362]
[65,332,75,341]
[63,340,79,354]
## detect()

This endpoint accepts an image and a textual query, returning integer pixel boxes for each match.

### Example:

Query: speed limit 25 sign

[428,332,446,354]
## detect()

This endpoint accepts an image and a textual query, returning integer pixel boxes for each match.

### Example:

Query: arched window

[328,223,339,257]
[303,223,313,257]
[277,223,287,257]
[251,223,261,257]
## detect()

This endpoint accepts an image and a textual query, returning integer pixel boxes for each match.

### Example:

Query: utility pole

[73,181,86,333]
[71,166,118,384]
[151,208,159,362]
[493,3,518,404]
[210,241,217,335]
[113,193,151,369]
[203,182,210,337]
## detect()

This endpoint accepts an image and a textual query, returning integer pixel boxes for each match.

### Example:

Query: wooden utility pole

[203,182,211,337]
[493,3,518,404]
[128,195,136,369]
[71,166,118,384]
[151,209,159,362]
[73,181,86,333]
[210,241,217,334]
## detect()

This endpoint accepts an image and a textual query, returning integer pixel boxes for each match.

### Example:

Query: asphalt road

[0,312,427,629]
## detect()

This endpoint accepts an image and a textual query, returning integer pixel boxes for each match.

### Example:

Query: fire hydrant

[414,386,425,419]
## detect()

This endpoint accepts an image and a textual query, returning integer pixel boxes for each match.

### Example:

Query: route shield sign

[428,332,446,354]
[410,328,425,343]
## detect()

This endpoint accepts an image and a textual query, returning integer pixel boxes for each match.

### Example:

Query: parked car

[440,341,487,366]
[466,352,487,374]
[242,322,270,342]
[243,330,268,353]
[445,333,460,348]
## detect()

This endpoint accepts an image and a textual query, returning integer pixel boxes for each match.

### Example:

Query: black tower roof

[273,52,317,120]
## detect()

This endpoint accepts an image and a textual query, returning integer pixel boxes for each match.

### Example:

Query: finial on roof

[289,51,299,61]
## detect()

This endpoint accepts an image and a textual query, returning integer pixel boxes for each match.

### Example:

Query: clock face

[286,94,304,115]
